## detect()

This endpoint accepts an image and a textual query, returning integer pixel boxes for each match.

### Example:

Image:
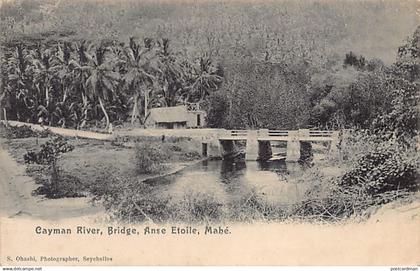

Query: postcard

[0,0,419,267]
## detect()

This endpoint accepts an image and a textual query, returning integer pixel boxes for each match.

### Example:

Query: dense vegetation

[0,0,419,222]
[0,0,418,130]
[1,36,223,130]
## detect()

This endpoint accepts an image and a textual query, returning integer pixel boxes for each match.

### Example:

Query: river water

[145,159,313,206]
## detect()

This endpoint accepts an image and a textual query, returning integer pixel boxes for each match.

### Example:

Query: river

[145,159,314,206]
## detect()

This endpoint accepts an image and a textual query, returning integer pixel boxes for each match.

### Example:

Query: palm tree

[52,42,74,103]
[154,38,185,107]
[182,56,224,103]
[28,45,61,125]
[122,37,160,125]
[83,44,120,131]
[6,44,35,121]
[50,42,78,127]
[71,41,91,128]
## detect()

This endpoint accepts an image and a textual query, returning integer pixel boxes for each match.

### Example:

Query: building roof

[149,106,188,123]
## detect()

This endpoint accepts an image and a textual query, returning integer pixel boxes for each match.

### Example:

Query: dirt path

[0,143,104,221]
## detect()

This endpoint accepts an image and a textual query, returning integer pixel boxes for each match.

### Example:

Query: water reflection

[146,159,310,205]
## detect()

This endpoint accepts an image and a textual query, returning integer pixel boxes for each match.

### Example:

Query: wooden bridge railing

[229,130,248,137]
[222,129,337,140]
[266,130,289,137]
[308,130,335,137]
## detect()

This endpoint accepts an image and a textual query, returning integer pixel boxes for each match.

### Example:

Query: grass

[33,169,88,198]
[134,143,169,174]
[1,131,204,200]
[86,161,387,224]
[89,175,373,224]
[133,140,201,174]
[168,190,228,223]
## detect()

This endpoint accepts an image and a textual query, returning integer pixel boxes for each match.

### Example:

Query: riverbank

[1,123,418,225]
[2,141,419,264]
[0,141,104,221]
[0,126,205,221]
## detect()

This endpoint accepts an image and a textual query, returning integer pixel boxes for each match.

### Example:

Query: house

[145,105,206,129]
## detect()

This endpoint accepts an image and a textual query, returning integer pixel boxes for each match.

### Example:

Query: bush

[134,143,168,174]
[229,188,286,222]
[338,150,418,195]
[7,125,37,138]
[90,172,228,223]
[38,128,53,138]
[292,180,364,221]
[182,150,201,161]
[34,170,86,198]
[293,179,415,221]
[24,136,74,164]
[0,124,51,139]
[169,144,182,152]
[169,190,226,223]
[23,136,76,198]
[89,174,172,223]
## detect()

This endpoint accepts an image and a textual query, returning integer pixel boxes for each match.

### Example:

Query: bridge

[1,120,339,162]
[218,129,336,141]
[214,129,339,161]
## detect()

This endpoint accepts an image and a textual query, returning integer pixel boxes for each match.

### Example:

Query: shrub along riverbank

[96,125,418,223]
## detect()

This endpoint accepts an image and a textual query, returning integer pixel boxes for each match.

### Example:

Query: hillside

[1,0,419,64]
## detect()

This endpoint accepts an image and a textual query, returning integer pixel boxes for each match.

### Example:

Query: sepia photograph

[0,0,419,267]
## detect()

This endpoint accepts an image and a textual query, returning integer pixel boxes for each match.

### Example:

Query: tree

[181,56,224,103]
[395,26,420,82]
[371,79,419,143]
[122,37,159,125]
[372,29,420,143]
[222,59,310,129]
[71,41,92,128]
[154,38,185,107]
[83,44,120,131]
[343,51,366,70]
[309,55,394,129]
[52,42,74,104]
[49,42,81,127]
[6,44,34,122]
[205,90,231,128]
[27,45,61,125]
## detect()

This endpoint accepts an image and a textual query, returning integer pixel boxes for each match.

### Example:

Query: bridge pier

[286,131,300,162]
[210,128,339,161]
[207,140,222,158]
[258,141,272,161]
[245,130,259,160]
[202,133,223,158]
[220,140,236,156]
[300,141,313,162]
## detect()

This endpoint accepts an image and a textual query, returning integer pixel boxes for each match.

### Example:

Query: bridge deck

[258,136,334,141]
[1,121,337,143]
[219,136,248,140]
[219,136,334,141]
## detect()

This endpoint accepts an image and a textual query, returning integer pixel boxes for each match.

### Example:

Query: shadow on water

[143,157,311,205]
[144,158,309,186]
